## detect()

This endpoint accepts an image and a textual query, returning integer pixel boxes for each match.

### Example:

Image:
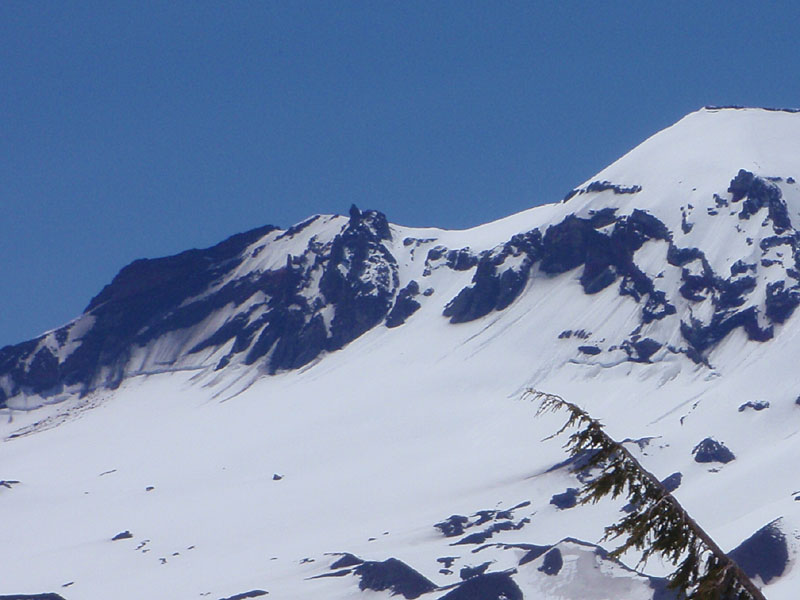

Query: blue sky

[4,1,800,345]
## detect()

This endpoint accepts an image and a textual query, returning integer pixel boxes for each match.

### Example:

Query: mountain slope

[3,107,800,599]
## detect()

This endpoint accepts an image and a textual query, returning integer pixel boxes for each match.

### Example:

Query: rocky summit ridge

[4,107,800,410]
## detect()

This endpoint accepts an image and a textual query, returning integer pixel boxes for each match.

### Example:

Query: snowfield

[3,107,800,599]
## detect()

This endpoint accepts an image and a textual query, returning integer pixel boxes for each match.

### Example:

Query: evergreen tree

[528,389,766,600]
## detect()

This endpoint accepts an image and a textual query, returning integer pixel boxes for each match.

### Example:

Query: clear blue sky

[4,1,800,346]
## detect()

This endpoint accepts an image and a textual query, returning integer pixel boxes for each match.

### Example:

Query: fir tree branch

[526,389,766,600]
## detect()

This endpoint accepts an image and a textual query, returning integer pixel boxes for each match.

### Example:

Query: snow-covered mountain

[3,106,800,599]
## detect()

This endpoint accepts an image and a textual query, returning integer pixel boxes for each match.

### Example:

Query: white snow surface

[3,107,800,599]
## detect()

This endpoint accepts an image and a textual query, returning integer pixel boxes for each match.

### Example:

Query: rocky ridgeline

[3,170,800,407]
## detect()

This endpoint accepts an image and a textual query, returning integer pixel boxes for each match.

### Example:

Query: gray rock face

[5,168,800,408]
[692,438,736,464]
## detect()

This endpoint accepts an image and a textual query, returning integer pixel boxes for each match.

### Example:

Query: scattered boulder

[625,337,662,362]
[738,401,770,412]
[434,515,470,538]
[765,280,800,323]
[550,488,579,509]
[386,281,422,328]
[538,548,563,575]
[692,438,735,464]
[577,345,601,355]
[111,530,133,541]
[353,558,436,599]
[660,472,683,493]
[453,520,527,545]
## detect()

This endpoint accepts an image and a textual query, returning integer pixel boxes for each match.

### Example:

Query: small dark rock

[435,515,470,538]
[630,337,662,362]
[585,180,643,195]
[111,530,133,541]
[692,438,735,464]
[386,281,422,328]
[550,488,579,509]
[354,558,436,599]
[473,510,496,525]
[538,548,563,575]
[446,249,479,271]
[272,474,282,481]
[577,345,601,356]
[661,472,683,493]
[765,280,800,323]
[453,520,522,545]
[738,401,770,412]
[681,213,694,234]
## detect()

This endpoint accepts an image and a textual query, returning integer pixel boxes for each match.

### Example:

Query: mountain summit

[3,107,800,599]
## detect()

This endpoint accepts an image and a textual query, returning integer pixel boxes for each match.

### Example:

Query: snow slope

[3,107,800,599]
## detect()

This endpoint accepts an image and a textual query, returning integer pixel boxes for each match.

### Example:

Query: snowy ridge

[3,107,800,599]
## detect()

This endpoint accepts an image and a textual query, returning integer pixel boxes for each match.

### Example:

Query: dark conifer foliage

[528,390,767,600]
